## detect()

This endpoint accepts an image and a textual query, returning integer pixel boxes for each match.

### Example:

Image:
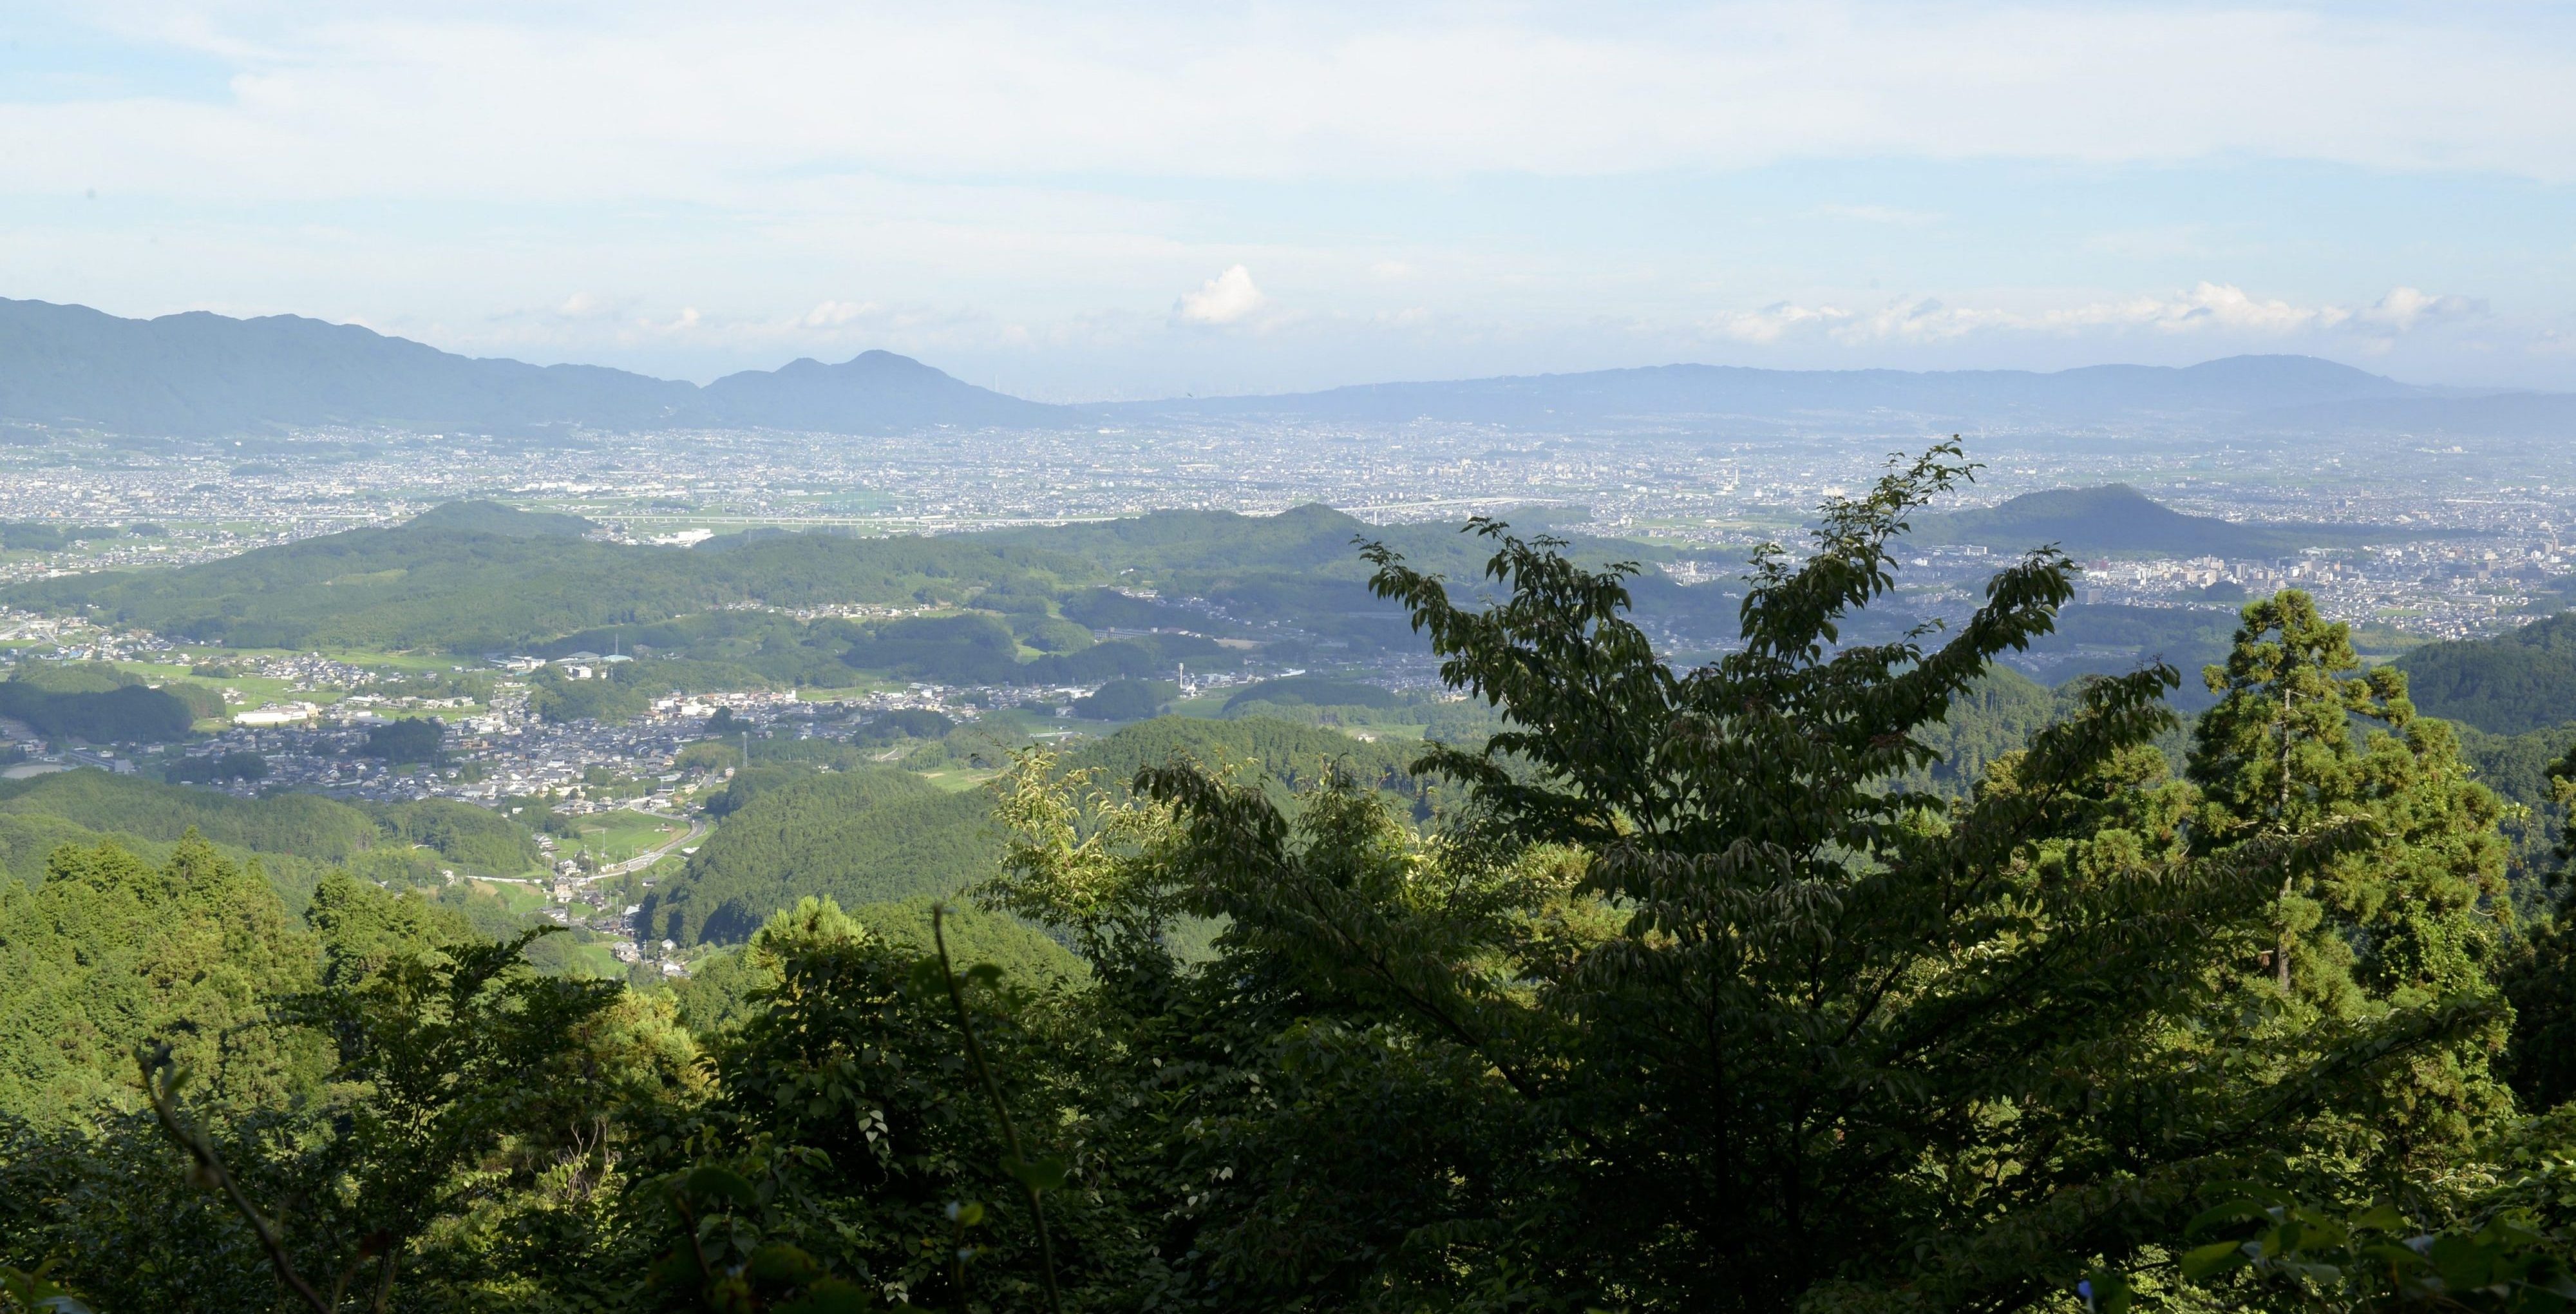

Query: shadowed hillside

[1908,484,2438,557]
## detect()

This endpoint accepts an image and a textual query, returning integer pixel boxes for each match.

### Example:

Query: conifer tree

[2186,589,2515,1165]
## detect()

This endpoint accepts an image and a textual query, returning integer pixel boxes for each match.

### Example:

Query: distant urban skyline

[5,2,2573,399]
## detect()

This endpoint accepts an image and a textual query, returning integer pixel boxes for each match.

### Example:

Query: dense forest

[6,455,2576,1311]
[0,770,542,904]
[0,662,222,743]
[641,717,1428,949]
[0,498,1692,666]
[2402,613,2576,735]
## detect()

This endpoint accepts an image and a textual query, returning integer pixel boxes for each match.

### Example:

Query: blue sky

[3,1,2573,399]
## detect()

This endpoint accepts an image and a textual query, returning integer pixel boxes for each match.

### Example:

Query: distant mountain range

[3,296,2568,437]
[0,298,1071,437]
[1114,355,2438,426]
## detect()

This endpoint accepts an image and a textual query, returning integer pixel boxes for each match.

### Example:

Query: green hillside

[406,499,596,538]
[2398,611,2576,735]
[2002,603,2244,709]
[0,770,542,904]
[2,499,1669,663]
[5,501,1091,651]
[2453,720,2576,890]
[641,768,1003,944]
[643,715,1430,949]
[1910,484,2434,557]
[1068,714,1425,794]
[0,662,224,745]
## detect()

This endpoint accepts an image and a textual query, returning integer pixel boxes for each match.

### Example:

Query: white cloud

[10,1,2576,207]
[2354,287,2481,332]
[802,299,880,327]
[1175,265,1265,325]
[1698,284,2482,346]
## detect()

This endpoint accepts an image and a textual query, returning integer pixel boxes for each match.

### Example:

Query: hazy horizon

[12,293,2502,408]
[6,3,2575,400]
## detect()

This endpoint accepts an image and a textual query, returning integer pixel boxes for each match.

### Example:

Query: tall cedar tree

[2186,589,2516,1171]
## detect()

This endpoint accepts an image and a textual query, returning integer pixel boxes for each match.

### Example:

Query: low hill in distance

[406,499,596,538]
[0,297,1078,437]
[3,497,1633,657]
[1907,484,2440,558]
[1114,354,2443,428]
[699,349,1066,432]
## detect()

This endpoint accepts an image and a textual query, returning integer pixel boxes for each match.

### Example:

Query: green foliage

[1,770,383,869]
[2,499,1649,673]
[848,895,1087,988]
[2025,602,2248,708]
[408,499,596,538]
[8,457,2576,1313]
[674,739,744,774]
[1069,677,1166,721]
[844,613,1024,682]
[644,768,1003,945]
[2456,722,2576,891]
[649,715,1421,954]
[163,749,269,784]
[140,928,623,1313]
[2187,589,2515,1169]
[363,797,544,874]
[6,510,1085,652]
[639,905,1117,1313]
[954,446,2521,1310]
[663,894,1084,1043]
[1893,665,2069,797]
[2401,613,2576,736]
[2140,1188,2576,1311]
[0,768,542,888]
[0,522,119,553]
[1221,674,1400,710]
[1010,612,1095,653]
[1068,713,1425,799]
[0,835,325,1123]
[361,716,444,763]
[529,665,652,723]
[0,671,196,743]
[2499,747,2576,1111]
[853,707,953,743]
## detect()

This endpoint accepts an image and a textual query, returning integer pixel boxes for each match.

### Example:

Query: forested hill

[2398,611,2576,735]
[2,498,1649,654]
[638,716,1428,948]
[1907,484,2438,558]
[4,500,1091,651]
[0,768,542,908]
[0,297,1076,437]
